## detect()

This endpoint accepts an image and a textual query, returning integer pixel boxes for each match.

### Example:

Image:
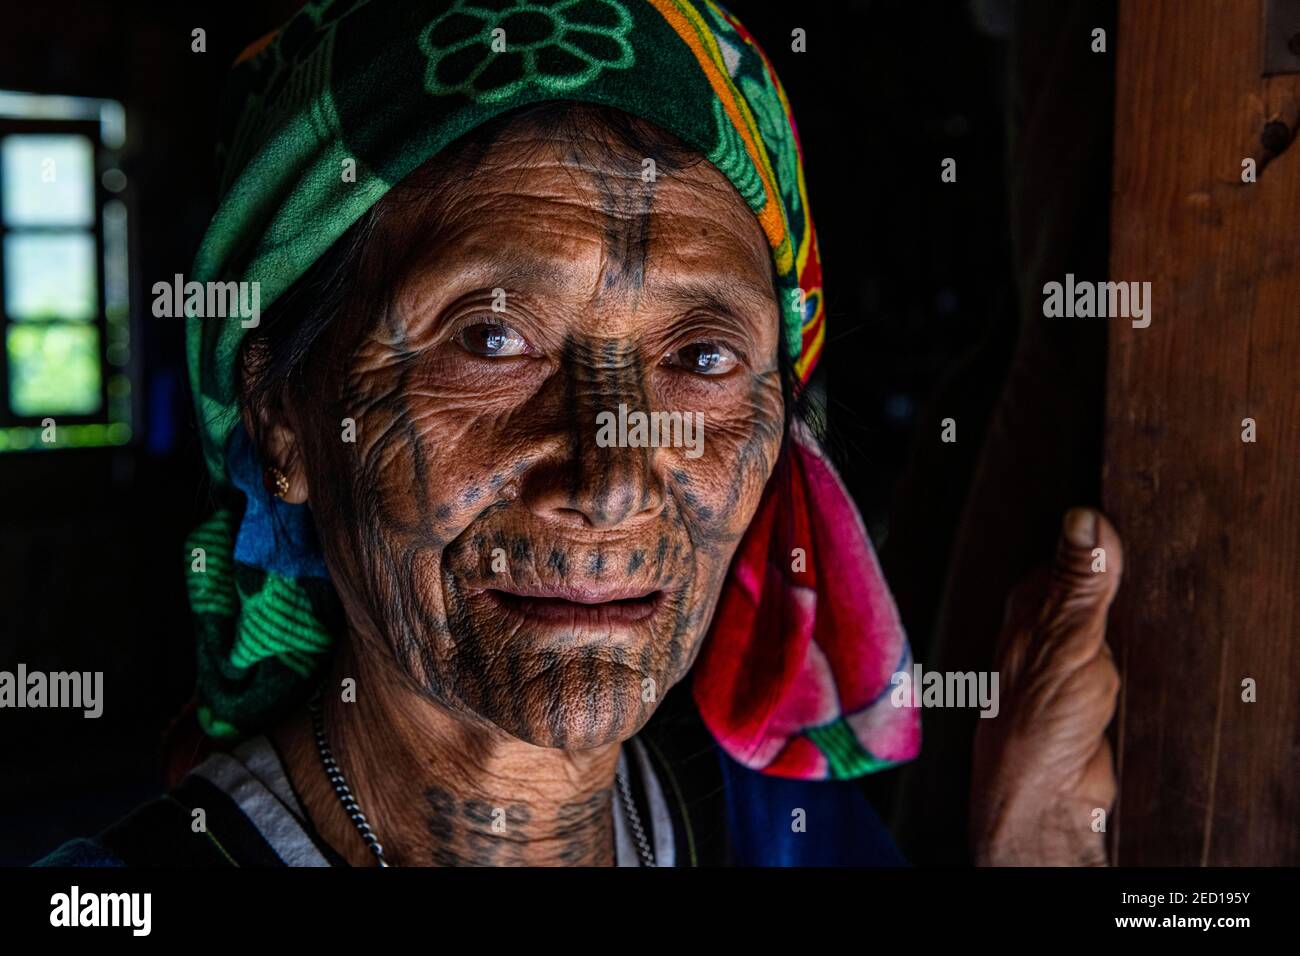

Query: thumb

[1042,507,1124,661]
[1053,507,1123,595]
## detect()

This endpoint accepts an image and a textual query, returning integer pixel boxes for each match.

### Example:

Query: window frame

[0,91,134,452]
[0,116,108,428]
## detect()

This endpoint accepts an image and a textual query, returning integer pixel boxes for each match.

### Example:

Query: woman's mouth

[481,585,664,628]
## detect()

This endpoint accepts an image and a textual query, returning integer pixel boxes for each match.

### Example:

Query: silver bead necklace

[308,687,655,867]
[615,755,657,867]
[308,688,389,866]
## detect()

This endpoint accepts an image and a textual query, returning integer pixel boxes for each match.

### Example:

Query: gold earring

[266,466,290,499]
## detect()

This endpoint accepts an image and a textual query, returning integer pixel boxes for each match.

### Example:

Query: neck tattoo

[308,686,656,867]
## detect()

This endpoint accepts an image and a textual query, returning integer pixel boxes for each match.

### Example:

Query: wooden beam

[1106,0,1300,865]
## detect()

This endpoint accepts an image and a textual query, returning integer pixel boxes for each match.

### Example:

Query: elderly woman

[39,0,1121,867]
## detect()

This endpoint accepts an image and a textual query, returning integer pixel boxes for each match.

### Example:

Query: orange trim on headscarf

[708,3,815,277]
[698,0,824,382]
[647,0,793,274]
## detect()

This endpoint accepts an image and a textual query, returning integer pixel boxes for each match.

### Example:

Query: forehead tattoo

[591,156,657,294]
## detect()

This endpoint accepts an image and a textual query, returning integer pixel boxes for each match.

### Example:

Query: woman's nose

[522,339,668,530]
[525,442,668,530]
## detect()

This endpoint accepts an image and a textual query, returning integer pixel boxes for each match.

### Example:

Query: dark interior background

[0,0,1114,864]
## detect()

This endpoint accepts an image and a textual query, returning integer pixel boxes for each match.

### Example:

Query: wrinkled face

[269,121,785,749]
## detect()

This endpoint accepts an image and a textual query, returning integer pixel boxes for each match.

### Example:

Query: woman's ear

[239,341,311,505]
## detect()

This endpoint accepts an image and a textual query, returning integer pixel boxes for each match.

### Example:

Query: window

[0,91,131,451]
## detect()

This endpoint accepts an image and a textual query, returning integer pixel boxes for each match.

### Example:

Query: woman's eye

[665,342,738,376]
[456,321,528,357]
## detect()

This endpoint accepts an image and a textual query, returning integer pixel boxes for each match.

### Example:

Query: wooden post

[1106,0,1300,865]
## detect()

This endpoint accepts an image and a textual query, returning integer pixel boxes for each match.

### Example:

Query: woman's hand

[970,507,1123,866]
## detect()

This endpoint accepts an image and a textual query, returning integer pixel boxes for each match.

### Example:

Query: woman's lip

[487,584,660,604]
[482,587,664,626]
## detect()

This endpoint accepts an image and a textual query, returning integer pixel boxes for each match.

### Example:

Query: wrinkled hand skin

[970,508,1124,867]
[257,116,785,865]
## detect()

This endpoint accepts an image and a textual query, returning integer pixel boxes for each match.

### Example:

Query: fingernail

[1063,507,1096,548]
